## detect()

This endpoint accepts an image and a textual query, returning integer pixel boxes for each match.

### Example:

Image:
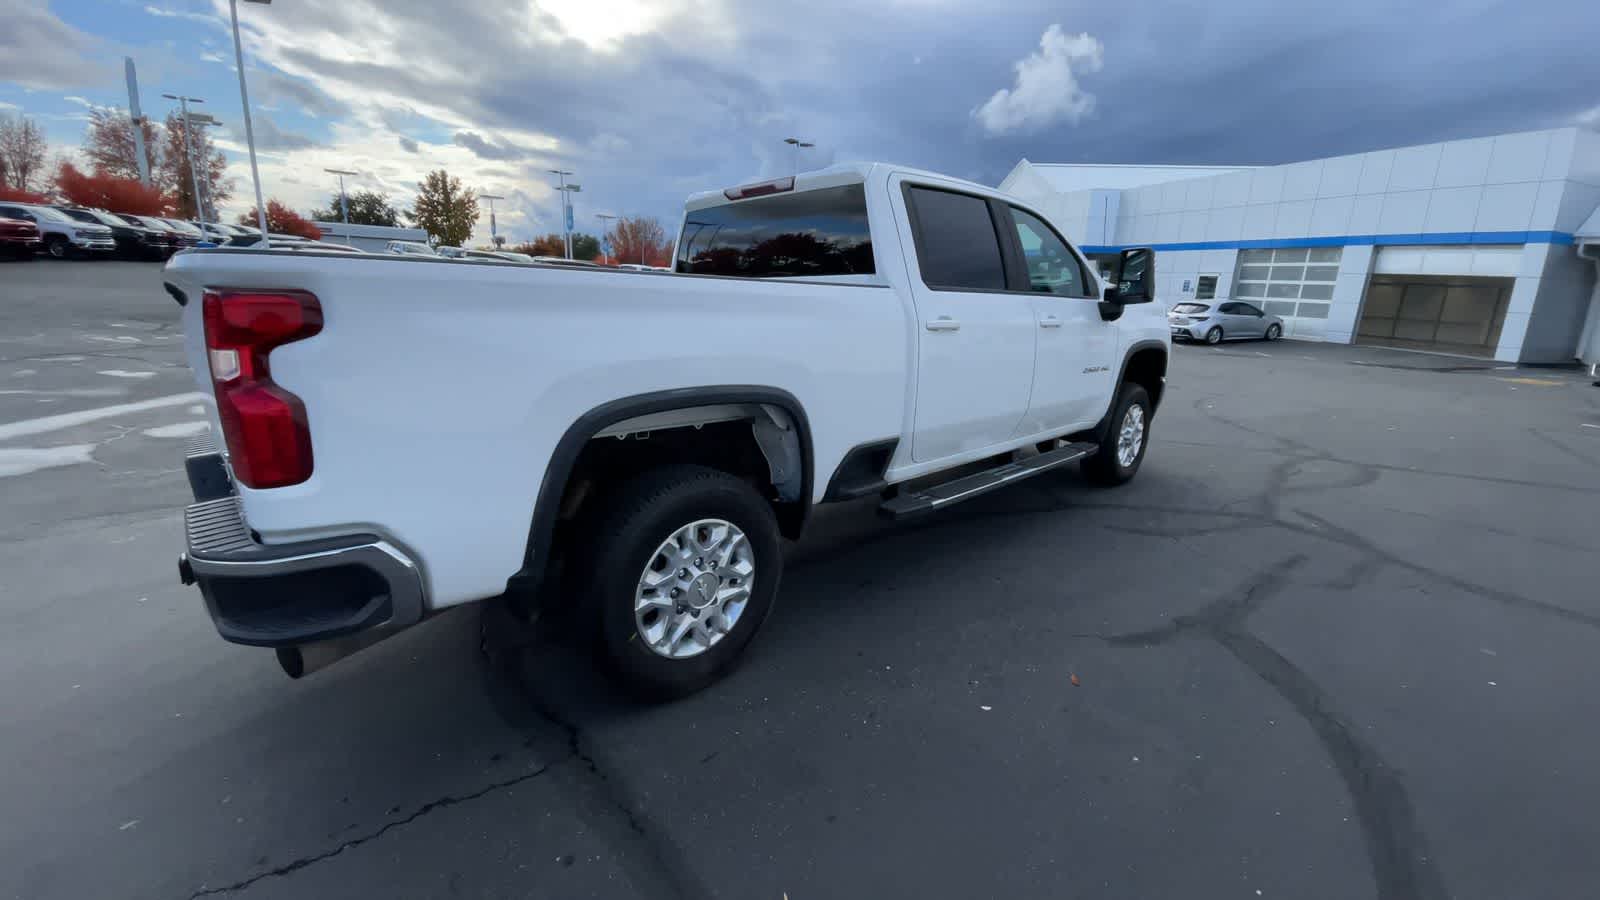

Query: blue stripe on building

[1079,230,1576,255]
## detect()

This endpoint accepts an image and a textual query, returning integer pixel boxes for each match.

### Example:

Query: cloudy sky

[3,0,1597,245]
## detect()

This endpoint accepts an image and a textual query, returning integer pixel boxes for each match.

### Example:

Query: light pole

[480,193,504,248]
[595,213,617,265]
[163,94,207,222]
[548,170,581,258]
[783,136,814,175]
[230,0,271,245]
[324,168,356,244]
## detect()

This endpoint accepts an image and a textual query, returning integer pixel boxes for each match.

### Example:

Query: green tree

[571,232,600,261]
[406,169,477,246]
[311,188,401,226]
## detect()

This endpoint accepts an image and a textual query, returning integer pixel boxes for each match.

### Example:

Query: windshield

[161,219,203,235]
[1172,303,1210,314]
[26,205,74,223]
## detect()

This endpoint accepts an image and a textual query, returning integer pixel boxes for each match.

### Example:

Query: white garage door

[1232,247,1340,338]
[1356,275,1512,356]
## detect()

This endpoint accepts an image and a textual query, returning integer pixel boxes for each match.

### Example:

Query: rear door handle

[925,317,961,332]
[1039,316,1062,329]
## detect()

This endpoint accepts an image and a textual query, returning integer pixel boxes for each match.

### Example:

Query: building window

[1195,274,1218,300]
[1233,247,1340,320]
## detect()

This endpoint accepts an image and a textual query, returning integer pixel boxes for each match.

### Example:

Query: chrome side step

[879,441,1097,519]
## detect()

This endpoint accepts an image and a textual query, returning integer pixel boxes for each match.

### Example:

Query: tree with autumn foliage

[54,162,171,215]
[161,110,231,220]
[82,107,162,184]
[606,215,674,267]
[237,200,323,240]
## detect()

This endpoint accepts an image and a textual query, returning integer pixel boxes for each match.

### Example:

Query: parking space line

[0,393,206,442]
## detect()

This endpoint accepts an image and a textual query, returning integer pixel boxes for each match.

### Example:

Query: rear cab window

[677,183,874,278]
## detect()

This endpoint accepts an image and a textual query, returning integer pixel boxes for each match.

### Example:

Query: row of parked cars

[0,201,361,261]
[0,201,263,261]
[385,239,672,270]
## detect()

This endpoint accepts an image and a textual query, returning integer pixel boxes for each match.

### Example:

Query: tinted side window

[1008,206,1090,297]
[906,187,1005,291]
[1237,302,1264,316]
[678,183,873,278]
[1218,302,1239,314]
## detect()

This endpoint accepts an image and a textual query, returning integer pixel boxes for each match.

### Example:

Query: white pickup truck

[165,163,1167,697]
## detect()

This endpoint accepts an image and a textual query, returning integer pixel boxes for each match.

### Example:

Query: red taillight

[202,290,323,489]
[723,176,795,201]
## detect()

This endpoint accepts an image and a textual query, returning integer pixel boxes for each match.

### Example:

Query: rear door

[892,178,1036,463]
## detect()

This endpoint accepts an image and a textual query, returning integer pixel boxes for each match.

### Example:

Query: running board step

[879,442,1098,519]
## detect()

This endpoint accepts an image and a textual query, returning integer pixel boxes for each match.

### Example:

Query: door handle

[925,316,961,332]
[1039,316,1063,328]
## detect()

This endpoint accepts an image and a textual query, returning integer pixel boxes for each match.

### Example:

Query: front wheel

[1264,323,1282,341]
[45,236,71,259]
[1082,383,1152,486]
[1205,326,1223,345]
[583,465,783,699]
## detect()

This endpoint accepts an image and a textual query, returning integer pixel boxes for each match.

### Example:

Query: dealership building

[1000,127,1600,364]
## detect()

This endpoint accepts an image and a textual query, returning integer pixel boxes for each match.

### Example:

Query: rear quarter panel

[164,252,908,608]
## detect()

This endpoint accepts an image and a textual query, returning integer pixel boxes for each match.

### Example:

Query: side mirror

[1099,246,1153,320]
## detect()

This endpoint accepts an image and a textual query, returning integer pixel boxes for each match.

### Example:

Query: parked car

[225,232,311,247]
[1168,300,1282,344]
[0,202,115,258]
[460,249,519,263]
[115,214,198,252]
[0,215,41,260]
[155,218,207,245]
[531,255,598,268]
[194,222,249,243]
[385,240,437,256]
[163,162,1167,698]
[56,207,171,260]
[617,263,671,272]
[435,245,467,258]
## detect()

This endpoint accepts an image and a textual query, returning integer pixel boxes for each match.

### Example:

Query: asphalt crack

[185,765,551,898]
[1086,555,1450,900]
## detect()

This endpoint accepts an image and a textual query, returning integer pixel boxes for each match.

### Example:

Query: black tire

[1082,383,1152,486]
[45,236,70,259]
[1205,326,1223,345]
[1264,323,1281,341]
[583,464,783,699]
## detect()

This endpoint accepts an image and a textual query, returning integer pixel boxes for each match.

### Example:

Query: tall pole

[784,137,814,176]
[231,0,270,246]
[165,94,207,223]
[481,193,504,248]
[548,170,575,258]
[595,213,616,266]
[125,59,152,187]
[325,168,357,245]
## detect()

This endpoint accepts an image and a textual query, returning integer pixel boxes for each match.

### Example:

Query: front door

[1002,205,1119,434]
[893,179,1037,463]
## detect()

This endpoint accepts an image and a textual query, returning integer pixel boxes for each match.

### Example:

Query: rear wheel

[582,465,782,699]
[1082,383,1152,486]
[1205,326,1223,345]
[1264,323,1282,341]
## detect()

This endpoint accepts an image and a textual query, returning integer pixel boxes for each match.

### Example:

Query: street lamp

[162,94,207,222]
[783,136,814,175]
[548,170,581,258]
[230,0,271,245]
[595,213,617,265]
[324,168,357,244]
[480,193,504,248]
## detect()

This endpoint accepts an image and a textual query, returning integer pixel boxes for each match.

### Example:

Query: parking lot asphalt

[3,257,1599,900]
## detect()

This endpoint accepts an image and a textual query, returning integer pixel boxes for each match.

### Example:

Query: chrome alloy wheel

[634,518,754,659]
[1117,403,1146,468]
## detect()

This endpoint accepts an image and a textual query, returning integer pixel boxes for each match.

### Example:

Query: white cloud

[144,4,218,25]
[0,101,18,111]
[200,51,226,64]
[973,25,1103,137]
[1577,104,1600,127]
[63,95,94,108]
